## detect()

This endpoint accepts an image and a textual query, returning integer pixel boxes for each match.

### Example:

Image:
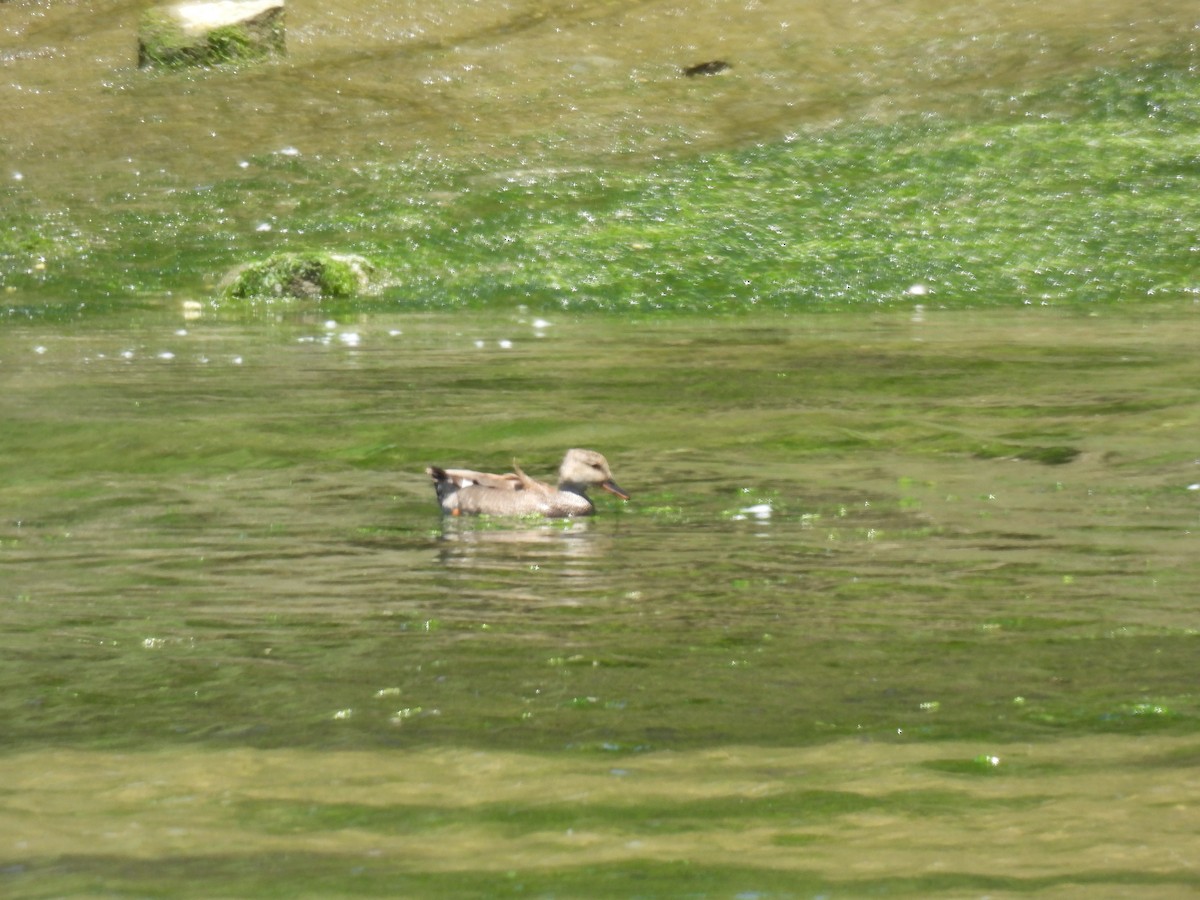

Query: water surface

[2,308,1198,896]
[3,0,1198,894]
[3,0,1194,196]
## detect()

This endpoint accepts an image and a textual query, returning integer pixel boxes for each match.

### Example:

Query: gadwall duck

[426,448,629,518]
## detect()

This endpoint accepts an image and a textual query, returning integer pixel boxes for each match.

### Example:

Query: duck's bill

[601,480,630,501]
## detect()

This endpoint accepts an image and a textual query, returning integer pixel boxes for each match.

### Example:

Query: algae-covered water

[3,0,1197,314]
[3,0,1200,896]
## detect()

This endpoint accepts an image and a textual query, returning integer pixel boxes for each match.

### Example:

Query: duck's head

[560,448,630,500]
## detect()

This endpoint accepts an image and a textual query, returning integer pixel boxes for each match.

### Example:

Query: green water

[3,309,1199,896]
[3,0,1200,896]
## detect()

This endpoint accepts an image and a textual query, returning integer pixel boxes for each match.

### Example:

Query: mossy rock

[219,253,377,304]
[139,0,285,69]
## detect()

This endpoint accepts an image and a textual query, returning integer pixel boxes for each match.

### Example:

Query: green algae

[138,5,285,70]
[2,52,1196,317]
[218,251,377,306]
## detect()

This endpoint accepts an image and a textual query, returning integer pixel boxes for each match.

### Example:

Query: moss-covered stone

[219,253,376,304]
[138,0,285,69]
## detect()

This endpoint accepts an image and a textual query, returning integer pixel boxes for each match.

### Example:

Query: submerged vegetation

[2,53,1196,318]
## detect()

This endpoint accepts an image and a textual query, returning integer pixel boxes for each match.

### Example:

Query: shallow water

[3,0,1195,197]
[2,307,1198,896]
[3,0,1198,894]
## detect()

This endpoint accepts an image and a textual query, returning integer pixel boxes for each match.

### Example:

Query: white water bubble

[732,502,773,521]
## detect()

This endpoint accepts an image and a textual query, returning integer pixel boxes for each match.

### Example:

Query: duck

[426,448,629,518]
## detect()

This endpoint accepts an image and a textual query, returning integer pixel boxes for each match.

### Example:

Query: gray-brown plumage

[426,449,629,517]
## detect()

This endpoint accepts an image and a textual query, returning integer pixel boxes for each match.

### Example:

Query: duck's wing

[511,461,554,495]
[432,467,524,491]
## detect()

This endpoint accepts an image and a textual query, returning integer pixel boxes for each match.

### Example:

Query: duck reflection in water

[426,449,629,518]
